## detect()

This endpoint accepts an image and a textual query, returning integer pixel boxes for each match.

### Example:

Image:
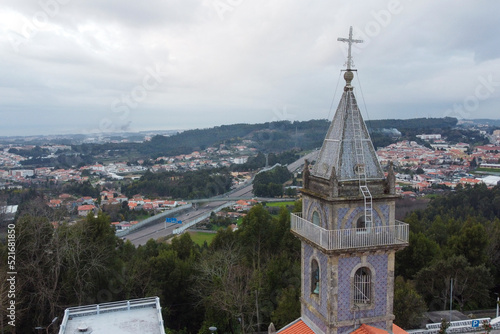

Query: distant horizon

[1,117,499,141]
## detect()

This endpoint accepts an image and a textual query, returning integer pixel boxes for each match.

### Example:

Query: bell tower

[290,27,408,334]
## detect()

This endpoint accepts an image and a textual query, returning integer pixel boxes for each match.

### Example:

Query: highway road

[124,150,319,246]
[126,201,224,246]
[288,150,319,173]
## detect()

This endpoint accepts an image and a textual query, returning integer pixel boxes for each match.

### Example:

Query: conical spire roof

[311,71,384,182]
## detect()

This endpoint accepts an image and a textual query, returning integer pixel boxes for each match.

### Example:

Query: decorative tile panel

[366,254,388,318]
[337,208,349,229]
[307,201,320,223]
[369,321,387,330]
[303,244,313,304]
[373,208,382,227]
[303,197,309,211]
[337,257,360,321]
[323,205,331,228]
[304,306,327,333]
[318,251,328,316]
[337,254,389,322]
[379,204,389,226]
[346,207,363,229]
[338,325,354,334]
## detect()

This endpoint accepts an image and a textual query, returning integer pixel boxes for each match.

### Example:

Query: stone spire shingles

[311,71,384,182]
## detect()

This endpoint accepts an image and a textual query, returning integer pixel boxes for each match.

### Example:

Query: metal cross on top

[337,26,363,70]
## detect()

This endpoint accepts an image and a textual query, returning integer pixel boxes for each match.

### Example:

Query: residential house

[78,204,95,216]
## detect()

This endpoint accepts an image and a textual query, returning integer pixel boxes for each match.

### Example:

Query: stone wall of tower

[335,251,396,334]
[299,190,398,334]
[305,175,391,199]
[333,203,391,229]
[302,242,330,334]
[300,240,397,334]
[303,194,396,230]
[337,253,389,322]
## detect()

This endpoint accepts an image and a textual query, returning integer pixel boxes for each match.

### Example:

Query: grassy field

[236,217,244,225]
[475,167,500,173]
[265,201,295,207]
[134,214,152,221]
[188,231,217,246]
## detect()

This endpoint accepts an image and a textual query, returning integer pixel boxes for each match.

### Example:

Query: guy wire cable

[327,70,343,121]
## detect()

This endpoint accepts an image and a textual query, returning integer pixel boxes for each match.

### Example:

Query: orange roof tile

[277,319,314,334]
[78,204,95,211]
[352,324,384,334]
[393,324,408,334]
[351,324,409,334]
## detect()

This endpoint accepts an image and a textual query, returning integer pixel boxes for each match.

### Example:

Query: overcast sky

[1,0,499,136]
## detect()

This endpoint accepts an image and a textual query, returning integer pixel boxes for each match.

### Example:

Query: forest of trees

[365,117,458,130]
[20,117,478,166]
[123,169,233,199]
[0,201,120,333]
[395,183,500,327]
[13,116,493,171]
[20,152,94,168]
[0,200,302,333]
[252,166,292,197]
[232,151,301,172]
[1,183,500,332]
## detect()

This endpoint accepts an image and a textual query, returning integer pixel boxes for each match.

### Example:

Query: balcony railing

[290,213,409,251]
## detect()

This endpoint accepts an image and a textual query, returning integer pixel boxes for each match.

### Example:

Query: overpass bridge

[189,196,294,204]
[121,150,318,242]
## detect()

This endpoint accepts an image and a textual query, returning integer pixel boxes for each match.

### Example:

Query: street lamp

[209,326,217,333]
[34,317,58,334]
[46,317,58,334]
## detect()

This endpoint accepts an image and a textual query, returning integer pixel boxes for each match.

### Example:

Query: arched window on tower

[311,260,319,295]
[356,215,366,231]
[354,267,371,304]
[312,211,320,226]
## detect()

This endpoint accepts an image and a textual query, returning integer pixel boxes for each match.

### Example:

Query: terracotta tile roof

[78,204,95,211]
[352,324,384,334]
[277,319,314,334]
[393,324,408,334]
[351,324,409,334]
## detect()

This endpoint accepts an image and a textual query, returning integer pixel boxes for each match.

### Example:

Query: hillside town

[2,130,499,192]
[378,139,500,193]
[0,138,259,227]
[1,128,500,234]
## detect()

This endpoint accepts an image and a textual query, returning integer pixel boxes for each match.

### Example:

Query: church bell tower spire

[290,27,409,334]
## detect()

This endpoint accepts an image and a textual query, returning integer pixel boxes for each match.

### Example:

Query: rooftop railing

[290,212,409,251]
[58,296,165,334]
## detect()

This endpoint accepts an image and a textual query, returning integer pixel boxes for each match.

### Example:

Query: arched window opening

[311,260,319,295]
[354,267,371,304]
[356,215,366,231]
[312,211,320,226]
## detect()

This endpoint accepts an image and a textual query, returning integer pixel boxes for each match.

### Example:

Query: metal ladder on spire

[348,91,373,229]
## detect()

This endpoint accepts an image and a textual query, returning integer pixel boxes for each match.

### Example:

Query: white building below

[58,297,165,334]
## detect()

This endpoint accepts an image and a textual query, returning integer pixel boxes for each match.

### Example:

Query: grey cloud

[0,0,499,136]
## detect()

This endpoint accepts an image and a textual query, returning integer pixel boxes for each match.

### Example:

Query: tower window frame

[311,259,320,295]
[353,267,371,305]
[356,215,367,232]
[312,211,320,227]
